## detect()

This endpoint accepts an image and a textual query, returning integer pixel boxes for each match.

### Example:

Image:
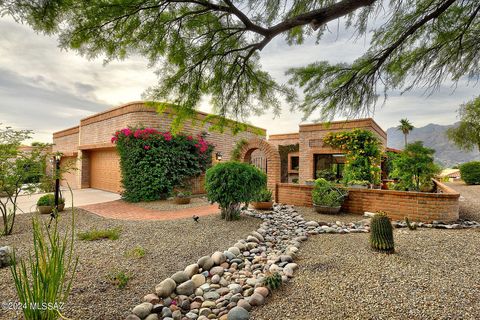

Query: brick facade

[53,101,265,193]
[276,180,459,222]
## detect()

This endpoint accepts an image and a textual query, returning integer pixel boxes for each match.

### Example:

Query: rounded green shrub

[37,194,55,206]
[460,161,480,185]
[205,162,266,221]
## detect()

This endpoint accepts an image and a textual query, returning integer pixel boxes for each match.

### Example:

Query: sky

[0,14,478,143]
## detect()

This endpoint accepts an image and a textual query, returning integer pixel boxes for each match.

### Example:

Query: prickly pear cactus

[370,211,395,254]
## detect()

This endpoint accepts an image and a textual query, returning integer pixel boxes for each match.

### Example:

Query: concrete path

[80,200,220,221]
[1,188,121,214]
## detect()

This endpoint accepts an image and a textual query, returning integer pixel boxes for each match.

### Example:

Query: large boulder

[0,246,12,268]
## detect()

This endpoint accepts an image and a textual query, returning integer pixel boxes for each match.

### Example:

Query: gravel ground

[134,196,211,211]
[445,181,480,221]
[252,227,480,320]
[0,208,260,320]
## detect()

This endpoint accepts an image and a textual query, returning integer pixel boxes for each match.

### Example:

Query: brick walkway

[79,200,220,221]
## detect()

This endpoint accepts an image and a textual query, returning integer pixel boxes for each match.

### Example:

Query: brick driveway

[79,200,220,221]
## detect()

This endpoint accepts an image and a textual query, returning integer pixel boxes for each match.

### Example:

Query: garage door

[60,156,78,189]
[89,148,122,193]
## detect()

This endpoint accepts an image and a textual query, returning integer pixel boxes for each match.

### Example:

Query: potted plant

[174,191,192,205]
[37,194,54,214]
[250,188,273,210]
[312,178,348,214]
[347,180,370,189]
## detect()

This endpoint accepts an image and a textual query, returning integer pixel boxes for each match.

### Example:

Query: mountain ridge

[386,122,480,167]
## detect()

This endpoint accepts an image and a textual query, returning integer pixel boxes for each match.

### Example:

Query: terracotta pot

[251,201,273,210]
[174,197,191,205]
[37,205,53,215]
[57,203,65,212]
[313,205,341,214]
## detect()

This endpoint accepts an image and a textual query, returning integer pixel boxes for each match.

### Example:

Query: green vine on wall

[323,129,382,185]
[231,138,249,161]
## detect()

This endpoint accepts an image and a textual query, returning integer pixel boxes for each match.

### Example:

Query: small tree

[205,162,266,221]
[392,141,440,191]
[0,126,48,235]
[447,97,480,152]
[397,119,414,148]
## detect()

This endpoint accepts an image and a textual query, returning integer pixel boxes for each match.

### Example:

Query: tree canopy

[1,0,479,123]
[447,96,480,152]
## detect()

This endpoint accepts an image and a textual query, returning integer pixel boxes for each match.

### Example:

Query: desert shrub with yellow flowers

[323,129,382,185]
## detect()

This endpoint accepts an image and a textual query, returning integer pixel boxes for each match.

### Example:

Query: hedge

[460,161,480,185]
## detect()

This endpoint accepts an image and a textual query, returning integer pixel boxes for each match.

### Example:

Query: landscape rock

[184,264,200,278]
[176,280,195,296]
[132,302,153,319]
[227,306,250,320]
[155,278,176,298]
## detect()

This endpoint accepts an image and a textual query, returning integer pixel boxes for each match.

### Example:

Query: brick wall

[52,126,79,155]
[276,180,459,222]
[268,133,299,149]
[298,118,387,183]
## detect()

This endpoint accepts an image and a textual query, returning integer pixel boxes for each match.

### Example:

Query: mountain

[386,123,480,168]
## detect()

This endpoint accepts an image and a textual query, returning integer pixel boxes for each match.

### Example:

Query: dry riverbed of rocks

[126,205,480,320]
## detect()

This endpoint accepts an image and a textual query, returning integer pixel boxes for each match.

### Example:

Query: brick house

[268,118,387,184]
[52,101,265,193]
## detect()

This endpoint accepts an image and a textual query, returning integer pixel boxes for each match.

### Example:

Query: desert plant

[205,161,266,221]
[107,270,131,289]
[370,212,395,254]
[253,188,273,202]
[405,217,417,230]
[263,272,282,290]
[78,227,121,241]
[312,178,348,207]
[125,246,146,259]
[459,161,480,185]
[347,180,370,187]
[10,191,77,319]
[174,190,192,198]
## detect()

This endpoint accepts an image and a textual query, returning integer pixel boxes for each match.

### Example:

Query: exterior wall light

[215,152,223,161]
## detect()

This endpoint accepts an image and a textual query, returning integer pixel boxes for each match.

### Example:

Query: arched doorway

[239,138,281,198]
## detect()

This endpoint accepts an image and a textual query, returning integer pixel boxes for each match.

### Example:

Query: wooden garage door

[60,156,78,189]
[90,148,122,193]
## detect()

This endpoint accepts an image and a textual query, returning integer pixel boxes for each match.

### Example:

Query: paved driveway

[2,188,121,214]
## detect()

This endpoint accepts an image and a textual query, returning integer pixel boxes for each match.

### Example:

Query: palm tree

[397,118,414,148]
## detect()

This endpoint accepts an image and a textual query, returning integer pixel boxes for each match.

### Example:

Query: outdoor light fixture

[215,152,223,161]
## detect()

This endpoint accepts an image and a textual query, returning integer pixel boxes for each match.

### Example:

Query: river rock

[212,251,226,265]
[176,280,195,296]
[132,302,153,319]
[227,306,250,320]
[184,264,199,278]
[171,271,189,284]
[155,278,176,298]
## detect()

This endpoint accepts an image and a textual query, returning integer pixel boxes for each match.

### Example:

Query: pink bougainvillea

[144,145,150,150]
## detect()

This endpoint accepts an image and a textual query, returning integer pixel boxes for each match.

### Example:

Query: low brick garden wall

[276,179,460,222]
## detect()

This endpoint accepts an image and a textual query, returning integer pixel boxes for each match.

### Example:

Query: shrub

[77,227,121,241]
[205,162,266,221]
[253,188,273,202]
[107,270,131,289]
[311,178,348,207]
[370,212,395,254]
[113,127,214,202]
[316,169,336,181]
[37,194,55,206]
[460,161,480,184]
[391,141,440,191]
[10,212,78,319]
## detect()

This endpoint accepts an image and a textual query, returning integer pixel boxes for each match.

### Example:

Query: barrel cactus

[370,211,395,253]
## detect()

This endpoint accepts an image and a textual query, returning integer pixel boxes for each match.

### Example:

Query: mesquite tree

[1,1,479,123]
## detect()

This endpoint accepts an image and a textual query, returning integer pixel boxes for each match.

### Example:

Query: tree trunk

[404,134,408,148]
[221,203,241,221]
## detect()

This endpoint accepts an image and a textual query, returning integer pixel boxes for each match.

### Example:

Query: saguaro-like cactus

[370,211,395,253]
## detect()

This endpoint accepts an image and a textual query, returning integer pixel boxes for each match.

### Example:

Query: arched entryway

[239,138,281,198]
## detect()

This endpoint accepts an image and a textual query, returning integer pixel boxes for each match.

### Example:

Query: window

[288,152,299,173]
[314,154,345,180]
